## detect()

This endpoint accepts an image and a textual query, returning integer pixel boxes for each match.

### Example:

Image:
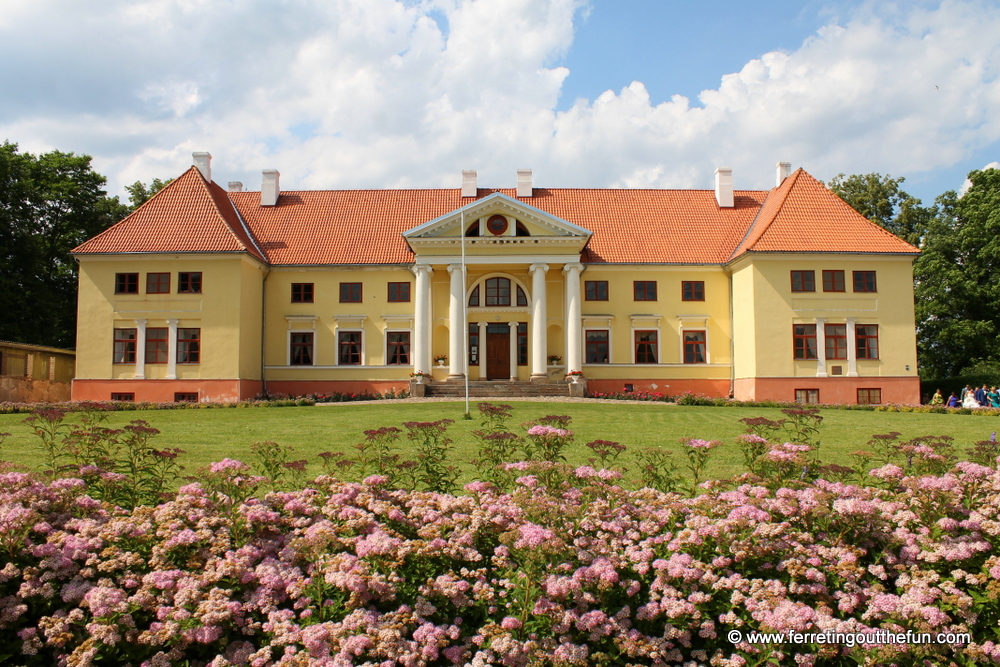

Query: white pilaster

[508,321,519,381]
[478,321,488,379]
[166,319,179,379]
[815,317,828,377]
[563,263,584,374]
[846,318,859,377]
[529,264,549,379]
[135,319,147,379]
[413,266,434,373]
[447,264,466,379]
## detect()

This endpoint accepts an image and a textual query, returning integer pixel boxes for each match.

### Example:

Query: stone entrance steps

[424,380,571,397]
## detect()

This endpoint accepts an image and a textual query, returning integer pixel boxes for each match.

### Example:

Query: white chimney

[776,161,792,186]
[228,181,243,192]
[192,152,212,182]
[715,167,734,208]
[261,169,280,206]
[516,168,532,197]
[461,170,477,197]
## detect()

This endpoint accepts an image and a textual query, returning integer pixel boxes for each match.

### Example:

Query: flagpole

[461,209,470,419]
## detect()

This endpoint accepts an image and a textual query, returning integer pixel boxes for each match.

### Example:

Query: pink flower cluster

[2,458,1000,665]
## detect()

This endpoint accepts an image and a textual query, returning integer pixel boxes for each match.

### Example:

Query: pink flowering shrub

[3,456,1000,666]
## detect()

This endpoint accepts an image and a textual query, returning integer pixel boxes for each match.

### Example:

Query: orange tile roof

[74,167,918,266]
[729,169,919,259]
[72,167,266,262]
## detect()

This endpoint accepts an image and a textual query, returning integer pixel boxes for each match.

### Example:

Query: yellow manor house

[71,154,921,405]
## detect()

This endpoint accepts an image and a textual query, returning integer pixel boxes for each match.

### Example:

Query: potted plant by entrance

[566,370,584,384]
[548,354,563,365]
[410,370,431,384]
[434,354,448,367]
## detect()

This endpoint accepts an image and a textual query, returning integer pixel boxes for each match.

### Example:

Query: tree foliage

[827,172,933,246]
[913,169,1000,378]
[0,142,128,347]
[124,177,172,210]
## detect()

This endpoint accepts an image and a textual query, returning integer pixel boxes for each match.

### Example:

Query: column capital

[447,264,466,275]
[814,317,826,324]
[562,262,584,274]
[529,263,549,274]
[135,318,148,325]
[508,321,519,328]
[413,265,434,276]
[166,318,179,325]
[478,321,489,328]
[846,316,857,323]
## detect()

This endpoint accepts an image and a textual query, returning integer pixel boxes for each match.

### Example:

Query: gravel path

[316,396,678,406]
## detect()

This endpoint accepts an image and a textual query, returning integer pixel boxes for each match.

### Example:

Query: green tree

[0,141,129,347]
[913,169,1000,378]
[828,172,933,246]
[125,177,173,210]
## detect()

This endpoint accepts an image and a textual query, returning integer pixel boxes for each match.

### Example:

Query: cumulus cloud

[1,0,999,198]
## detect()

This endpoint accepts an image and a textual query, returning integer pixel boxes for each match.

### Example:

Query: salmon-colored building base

[265,380,409,397]
[734,376,921,405]
[72,379,263,403]
[586,378,732,397]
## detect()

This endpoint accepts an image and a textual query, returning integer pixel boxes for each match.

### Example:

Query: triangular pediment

[403,192,592,240]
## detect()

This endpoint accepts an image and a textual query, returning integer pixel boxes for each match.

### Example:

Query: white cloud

[960,161,1000,194]
[1,0,999,199]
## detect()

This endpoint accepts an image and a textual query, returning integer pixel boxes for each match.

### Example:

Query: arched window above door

[468,278,528,307]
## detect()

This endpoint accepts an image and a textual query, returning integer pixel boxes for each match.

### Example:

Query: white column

[508,321,519,381]
[447,264,466,379]
[166,319,179,379]
[413,266,434,373]
[846,318,859,377]
[563,263,583,374]
[478,321,488,379]
[529,263,549,380]
[815,317,828,377]
[135,319,147,379]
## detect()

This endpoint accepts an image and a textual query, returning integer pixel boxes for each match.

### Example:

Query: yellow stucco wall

[729,254,918,380]
[75,254,264,381]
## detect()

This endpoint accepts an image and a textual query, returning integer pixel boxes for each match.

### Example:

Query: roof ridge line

[727,169,803,261]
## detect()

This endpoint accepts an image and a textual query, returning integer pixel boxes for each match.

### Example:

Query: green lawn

[1,401,997,483]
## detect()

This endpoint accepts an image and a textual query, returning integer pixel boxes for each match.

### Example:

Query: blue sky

[1,0,998,207]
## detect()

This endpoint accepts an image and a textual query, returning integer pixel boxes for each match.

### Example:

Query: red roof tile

[729,170,919,259]
[74,167,918,266]
[72,167,266,262]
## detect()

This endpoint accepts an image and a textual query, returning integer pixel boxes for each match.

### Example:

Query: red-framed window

[635,330,658,363]
[683,330,706,364]
[857,388,882,405]
[634,281,657,301]
[486,278,511,306]
[585,281,608,301]
[177,328,200,364]
[178,272,202,294]
[793,324,817,359]
[388,282,411,302]
[291,283,314,303]
[386,332,410,365]
[110,392,135,401]
[681,281,705,301]
[145,328,168,363]
[115,273,139,294]
[822,270,845,292]
[853,271,877,292]
[338,331,362,365]
[146,273,170,294]
[586,330,609,364]
[174,393,198,402]
[795,389,820,404]
[791,271,815,292]
[340,282,362,303]
[825,323,847,360]
[856,324,879,359]
[290,332,314,365]
[113,329,137,364]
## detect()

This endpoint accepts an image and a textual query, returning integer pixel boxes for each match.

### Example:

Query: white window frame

[677,316,710,365]
[629,314,662,365]
[285,315,317,366]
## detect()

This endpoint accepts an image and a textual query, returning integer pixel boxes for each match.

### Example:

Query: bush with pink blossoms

[2,456,1000,665]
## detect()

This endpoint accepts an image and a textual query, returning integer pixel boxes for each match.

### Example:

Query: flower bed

[3,461,1000,666]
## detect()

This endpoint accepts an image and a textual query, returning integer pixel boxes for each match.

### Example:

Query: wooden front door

[486,324,510,379]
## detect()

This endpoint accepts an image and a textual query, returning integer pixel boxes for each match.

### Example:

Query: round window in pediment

[487,215,509,236]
